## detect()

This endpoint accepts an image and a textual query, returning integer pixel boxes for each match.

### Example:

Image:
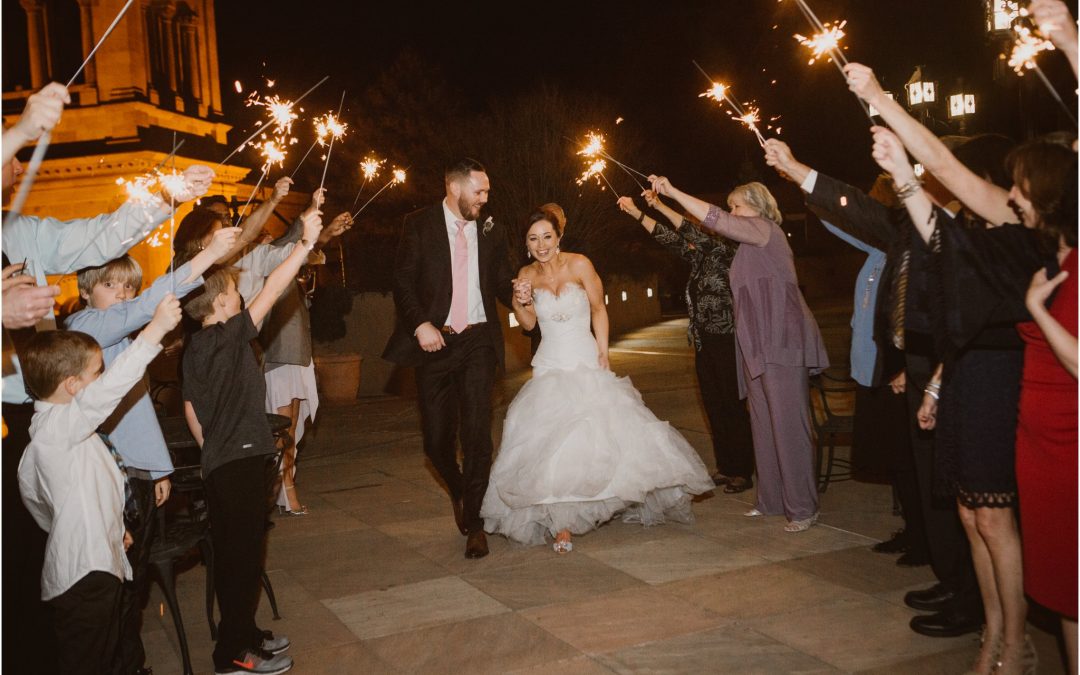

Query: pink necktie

[450,219,469,333]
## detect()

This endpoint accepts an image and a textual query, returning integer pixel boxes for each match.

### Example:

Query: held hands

[271,176,293,202]
[11,82,70,145]
[415,322,446,352]
[164,165,215,202]
[1026,266,1070,313]
[870,126,915,181]
[512,278,533,306]
[205,226,242,260]
[843,63,885,103]
[144,294,182,344]
[2,263,59,329]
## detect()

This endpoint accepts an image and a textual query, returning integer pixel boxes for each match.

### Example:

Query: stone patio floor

[142,310,1068,674]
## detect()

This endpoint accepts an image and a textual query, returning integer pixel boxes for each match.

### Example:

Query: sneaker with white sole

[215,648,293,674]
[261,632,290,655]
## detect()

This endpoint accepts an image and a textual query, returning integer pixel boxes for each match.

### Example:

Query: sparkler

[352,154,386,207]
[4,0,136,225]
[785,0,875,122]
[218,74,329,168]
[573,131,647,191]
[318,91,349,193]
[576,158,620,197]
[693,62,769,147]
[1007,15,1078,125]
[352,167,407,219]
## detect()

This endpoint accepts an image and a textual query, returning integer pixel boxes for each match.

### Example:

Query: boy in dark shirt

[182,210,322,675]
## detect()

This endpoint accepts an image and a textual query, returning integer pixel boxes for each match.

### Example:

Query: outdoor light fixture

[907,81,936,106]
[621,291,628,302]
[646,288,653,298]
[985,0,1020,34]
[948,93,977,118]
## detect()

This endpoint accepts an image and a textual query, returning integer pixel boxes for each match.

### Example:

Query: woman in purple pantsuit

[650,176,829,532]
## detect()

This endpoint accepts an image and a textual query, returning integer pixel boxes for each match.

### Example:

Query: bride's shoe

[553,530,573,554]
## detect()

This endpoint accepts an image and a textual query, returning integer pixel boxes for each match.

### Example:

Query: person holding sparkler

[646,175,828,533]
[848,62,1076,674]
[1030,0,1079,78]
[615,191,755,494]
[480,205,713,554]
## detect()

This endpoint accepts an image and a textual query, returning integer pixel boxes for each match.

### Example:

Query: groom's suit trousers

[416,327,497,532]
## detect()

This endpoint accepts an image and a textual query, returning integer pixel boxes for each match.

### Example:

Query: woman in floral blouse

[618,192,755,493]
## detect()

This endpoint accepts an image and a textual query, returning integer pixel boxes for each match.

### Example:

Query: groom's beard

[458,197,482,222]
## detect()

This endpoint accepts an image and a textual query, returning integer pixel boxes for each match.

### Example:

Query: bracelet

[636,212,645,223]
[893,178,923,201]
[923,387,939,400]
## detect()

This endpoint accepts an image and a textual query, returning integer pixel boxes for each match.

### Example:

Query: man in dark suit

[383,158,514,559]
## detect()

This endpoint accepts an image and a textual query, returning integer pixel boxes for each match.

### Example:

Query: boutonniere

[482,216,494,235]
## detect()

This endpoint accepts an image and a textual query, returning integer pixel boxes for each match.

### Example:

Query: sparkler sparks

[576,158,608,187]
[572,131,645,193]
[1008,22,1056,74]
[794,20,847,65]
[392,168,407,184]
[697,77,767,147]
[360,155,385,181]
[352,166,409,219]
[315,113,348,146]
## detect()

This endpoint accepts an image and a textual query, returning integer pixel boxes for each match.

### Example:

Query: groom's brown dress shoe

[452,498,467,536]
[465,531,489,559]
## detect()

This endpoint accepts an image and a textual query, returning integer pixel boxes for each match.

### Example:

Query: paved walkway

[142,316,1066,674]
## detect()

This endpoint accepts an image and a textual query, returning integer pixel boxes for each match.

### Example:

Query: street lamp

[906,80,936,106]
[948,93,977,118]
[985,0,1020,35]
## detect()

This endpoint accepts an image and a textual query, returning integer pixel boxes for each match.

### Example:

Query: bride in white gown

[481,206,715,553]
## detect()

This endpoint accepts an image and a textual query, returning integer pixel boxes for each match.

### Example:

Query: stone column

[20,0,47,89]
[158,0,177,93]
[179,14,200,100]
[75,0,97,86]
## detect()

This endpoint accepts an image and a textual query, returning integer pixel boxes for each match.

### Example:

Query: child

[64,225,240,674]
[18,295,182,675]
[181,209,322,675]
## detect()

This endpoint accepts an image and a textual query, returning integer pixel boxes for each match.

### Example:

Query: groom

[383,158,514,559]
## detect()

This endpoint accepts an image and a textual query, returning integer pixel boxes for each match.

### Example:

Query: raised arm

[222,177,295,262]
[2,83,69,166]
[1031,0,1079,79]
[870,126,934,244]
[844,63,1014,226]
[574,255,610,369]
[648,175,770,246]
[247,210,322,327]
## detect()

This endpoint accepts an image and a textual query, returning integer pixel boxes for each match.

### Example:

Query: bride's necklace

[537,252,562,284]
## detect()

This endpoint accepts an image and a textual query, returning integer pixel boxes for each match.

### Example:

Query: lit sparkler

[318,91,348,193]
[573,131,646,192]
[794,20,847,65]
[1005,17,1077,125]
[696,74,767,147]
[218,74,328,168]
[352,166,407,219]
[352,154,386,207]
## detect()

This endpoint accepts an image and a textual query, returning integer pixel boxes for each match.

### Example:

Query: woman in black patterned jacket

[618,192,755,493]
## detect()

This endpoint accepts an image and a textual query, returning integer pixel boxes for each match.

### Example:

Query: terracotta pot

[314,353,362,404]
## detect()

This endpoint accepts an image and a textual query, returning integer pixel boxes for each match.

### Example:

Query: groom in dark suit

[383,158,514,559]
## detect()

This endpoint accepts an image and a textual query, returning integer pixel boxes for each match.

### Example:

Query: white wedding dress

[481,282,715,546]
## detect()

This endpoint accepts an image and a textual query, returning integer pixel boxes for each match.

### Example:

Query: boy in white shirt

[18,295,181,675]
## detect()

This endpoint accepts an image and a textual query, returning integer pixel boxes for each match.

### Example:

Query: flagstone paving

[141,314,1068,674]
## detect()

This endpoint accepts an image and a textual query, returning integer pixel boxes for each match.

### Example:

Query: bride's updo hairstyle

[526,205,564,237]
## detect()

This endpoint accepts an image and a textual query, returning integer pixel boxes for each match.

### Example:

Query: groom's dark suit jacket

[382,203,515,368]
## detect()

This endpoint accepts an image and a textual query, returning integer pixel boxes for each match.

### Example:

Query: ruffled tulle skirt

[481,365,714,546]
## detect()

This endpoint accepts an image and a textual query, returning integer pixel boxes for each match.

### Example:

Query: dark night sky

[212,0,1077,194]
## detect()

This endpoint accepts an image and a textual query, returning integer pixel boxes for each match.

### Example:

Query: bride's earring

[526,249,531,259]
[555,246,560,254]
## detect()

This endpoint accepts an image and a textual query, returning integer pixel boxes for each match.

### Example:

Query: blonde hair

[729,182,782,225]
[76,256,143,300]
[182,266,239,322]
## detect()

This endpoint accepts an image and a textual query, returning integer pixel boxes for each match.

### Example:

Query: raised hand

[301,209,323,245]
[319,212,352,244]
[2,264,59,329]
[271,176,293,202]
[11,82,69,145]
[763,139,806,184]
[870,126,915,181]
[648,175,673,197]
[641,189,660,208]
[1030,0,1078,51]
[843,63,886,103]
[205,226,242,260]
[305,187,327,216]
[512,277,533,305]
[164,165,215,202]
[616,196,640,216]
[144,293,182,344]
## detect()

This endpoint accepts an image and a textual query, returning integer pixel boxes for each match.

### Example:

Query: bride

[480,205,715,553]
